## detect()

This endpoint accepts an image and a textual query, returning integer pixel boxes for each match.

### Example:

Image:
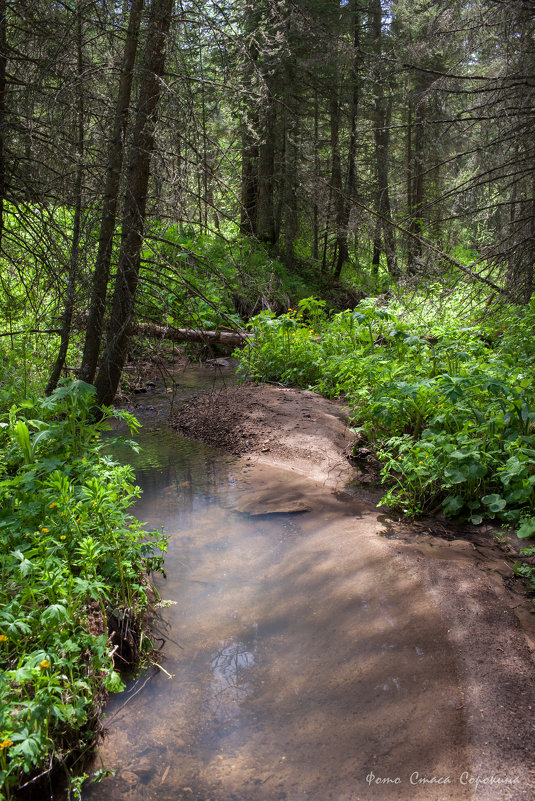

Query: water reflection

[207,636,256,720]
[79,370,469,801]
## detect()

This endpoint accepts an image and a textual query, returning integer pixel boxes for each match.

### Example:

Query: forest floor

[171,382,535,800]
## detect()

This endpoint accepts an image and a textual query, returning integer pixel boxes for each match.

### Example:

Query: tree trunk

[123,320,248,347]
[407,70,426,274]
[256,95,277,245]
[94,0,174,407]
[371,216,381,275]
[376,99,398,278]
[406,97,412,263]
[526,189,535,302]
[46,1,85,395]
[240,128,258,236]
[200,42,209,233]
[79,0,144,384]
[329,86,344,275]
[313,90,319,262]
[0,0,6,252]
[334,1,360,280]
[283,104,298,270]
[239,0,260,237]
[370,0,399,278]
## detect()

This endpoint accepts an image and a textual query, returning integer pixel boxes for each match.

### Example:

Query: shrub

[0,381,166,799]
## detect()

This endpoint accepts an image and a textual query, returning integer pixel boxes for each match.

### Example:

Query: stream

[81,365,471,801]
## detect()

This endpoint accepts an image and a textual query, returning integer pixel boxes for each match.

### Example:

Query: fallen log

[127,320,250,348]
[1,322,250,348]
[0,328,62,337]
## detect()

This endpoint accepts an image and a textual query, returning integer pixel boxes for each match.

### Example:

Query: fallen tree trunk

[0,329,62,337]
[3,321,250,348]
[128,320,250,348]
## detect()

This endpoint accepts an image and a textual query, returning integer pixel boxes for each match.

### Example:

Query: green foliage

[139,226,344,332]
[0,337,53,409]
[239,294,535,533]
[0,381,166,799]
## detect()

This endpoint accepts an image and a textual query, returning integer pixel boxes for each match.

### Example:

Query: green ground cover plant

[139,225,340,332]
[238,294,535,544]
[0,380,166,800]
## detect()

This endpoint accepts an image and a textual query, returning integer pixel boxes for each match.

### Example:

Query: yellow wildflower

[60,535,66,540]
[0,634,7,642]
[39,659,50,670]
[419,461,423,466]
[0,739,12,750]
[41,528,49,533]
[49,502,58,508]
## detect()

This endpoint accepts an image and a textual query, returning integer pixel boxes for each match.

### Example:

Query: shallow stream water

[81,366,470,801]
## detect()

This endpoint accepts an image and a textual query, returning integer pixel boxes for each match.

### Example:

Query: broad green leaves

[0,381,167,797]
[241,297,535,532]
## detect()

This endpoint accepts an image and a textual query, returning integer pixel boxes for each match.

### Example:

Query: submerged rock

[230,488,311,516]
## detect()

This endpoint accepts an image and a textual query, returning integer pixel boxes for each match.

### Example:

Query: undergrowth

[238,294,535,556]
[138,225,364,332]
[0,381,166,800]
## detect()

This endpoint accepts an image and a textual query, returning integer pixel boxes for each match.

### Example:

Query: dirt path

[171,383,535,800]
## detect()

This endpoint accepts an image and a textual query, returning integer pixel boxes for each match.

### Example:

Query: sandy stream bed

[171,382,535,801]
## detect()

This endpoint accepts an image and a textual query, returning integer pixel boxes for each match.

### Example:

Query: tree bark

[46,0,85,395]
[238,0,259,236]
[329,84,343,275]
[370,0,399,278]
[334,1,360,280]
[313,90,319,262]
[371,216,381,275]
[94,0,174,407]
[283,100,298,270]
[124,320,248,347]
[256,94,277,245]
[79,0,144,384]
[407,70,426,274]
[240,128,258,236]
[0,0,6,252]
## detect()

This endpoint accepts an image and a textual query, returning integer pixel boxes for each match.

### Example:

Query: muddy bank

[170,382,535,800]
[171,383,357,489]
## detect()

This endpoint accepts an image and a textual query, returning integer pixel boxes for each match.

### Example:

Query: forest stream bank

[168,380,535,800]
